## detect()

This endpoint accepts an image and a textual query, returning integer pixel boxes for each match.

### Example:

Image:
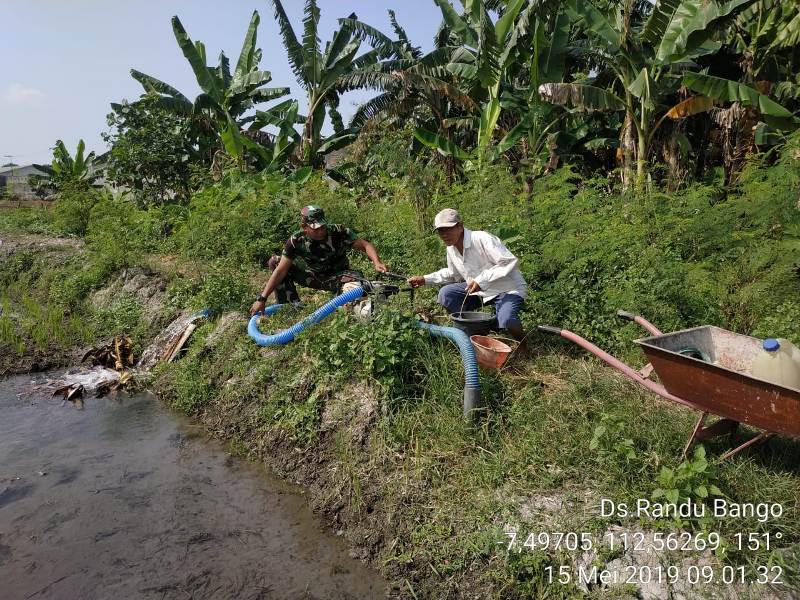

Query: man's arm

[249,256,293,315]
[352,238,387,273]
[408,253,461,288]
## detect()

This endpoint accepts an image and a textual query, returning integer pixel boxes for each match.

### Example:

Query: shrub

[52,185,102,236]
[191,261,252,313]
[304,308,426,398]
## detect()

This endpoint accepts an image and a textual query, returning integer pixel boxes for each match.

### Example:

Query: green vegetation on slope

[1,135,799,597]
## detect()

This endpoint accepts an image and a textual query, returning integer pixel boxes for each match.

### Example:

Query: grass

[5,223,795,596]
[0,248,97,364]
[2,146,799,597]
[144,295,799,597]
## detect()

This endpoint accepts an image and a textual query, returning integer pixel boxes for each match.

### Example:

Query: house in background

[0,163,50,200]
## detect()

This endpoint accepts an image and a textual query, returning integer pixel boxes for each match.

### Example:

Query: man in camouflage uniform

[249,205,388,314]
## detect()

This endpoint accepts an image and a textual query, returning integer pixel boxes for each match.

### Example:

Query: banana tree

[679,71,798,180]
[130,11,292,169]
[30,139,102,196]
[421,0,528,166]
[333,12,478,159]
[269,0,401,165]
[235,99,305,172]
[538,0,758,189]
[698,0,800,176]
[726,0,800,82]
[411,3,572,169]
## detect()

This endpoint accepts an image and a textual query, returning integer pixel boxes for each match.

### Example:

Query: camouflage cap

[301,205,327,229]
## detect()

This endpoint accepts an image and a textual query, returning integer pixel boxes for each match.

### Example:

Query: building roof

[0,164,46,176]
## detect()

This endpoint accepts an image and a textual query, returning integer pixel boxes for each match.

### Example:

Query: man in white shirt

[408,208,528,344]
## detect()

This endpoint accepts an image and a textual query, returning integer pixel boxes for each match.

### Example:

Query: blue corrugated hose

[247,286,365,347]
[246,289,480,418]
[416,321,481,418]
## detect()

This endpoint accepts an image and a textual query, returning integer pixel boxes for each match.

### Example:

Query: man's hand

[407,276,426,288]
[249,299,266,316]
[465,279,481,294]
[373,260,388,273]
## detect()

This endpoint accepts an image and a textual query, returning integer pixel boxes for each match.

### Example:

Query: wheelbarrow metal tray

[634,325,800,439]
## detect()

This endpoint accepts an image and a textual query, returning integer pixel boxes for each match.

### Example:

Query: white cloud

[2,83,46,105]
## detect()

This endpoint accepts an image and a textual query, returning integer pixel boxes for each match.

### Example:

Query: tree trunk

[618,111,637,190]
[636,127,647,192]
[710,104,758,185]
[661,121,688,192]
[302,116,314,164]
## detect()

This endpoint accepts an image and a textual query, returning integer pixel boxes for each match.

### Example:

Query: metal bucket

[451,311,497,337]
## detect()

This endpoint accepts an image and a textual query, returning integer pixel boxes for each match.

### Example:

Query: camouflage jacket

[281,224,358,276]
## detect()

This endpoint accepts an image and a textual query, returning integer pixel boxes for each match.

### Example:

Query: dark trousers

[437,282,524,329]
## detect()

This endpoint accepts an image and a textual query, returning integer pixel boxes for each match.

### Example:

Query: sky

[1,1,443,166]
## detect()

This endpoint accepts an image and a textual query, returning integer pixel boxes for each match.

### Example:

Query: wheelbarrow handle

[615,309,663,336]
[537,325,563,336]
[553,327,696,409]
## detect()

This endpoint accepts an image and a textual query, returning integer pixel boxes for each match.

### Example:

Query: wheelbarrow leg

[719,433,775,461]
[682,413,739,460]
[639,363,654,379]
[683,413,708,459]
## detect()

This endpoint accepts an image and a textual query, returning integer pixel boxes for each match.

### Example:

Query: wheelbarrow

[538,311,800,460]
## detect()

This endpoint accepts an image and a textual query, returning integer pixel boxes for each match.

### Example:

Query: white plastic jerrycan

[751,338,800,390]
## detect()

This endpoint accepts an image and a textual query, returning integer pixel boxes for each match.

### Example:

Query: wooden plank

[166,323,197,362]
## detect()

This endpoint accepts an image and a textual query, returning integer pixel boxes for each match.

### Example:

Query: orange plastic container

[470,335,512,370]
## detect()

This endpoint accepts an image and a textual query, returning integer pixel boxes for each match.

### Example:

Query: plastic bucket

[451,311,497,337]
[470,335,512,370]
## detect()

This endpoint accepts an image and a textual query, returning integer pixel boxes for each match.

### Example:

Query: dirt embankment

[198,342,386,547]
[2,236,409,593]
[0,232,82,262]
[179,314,468,598]
[0,234,170,376]
[1,234,84,375]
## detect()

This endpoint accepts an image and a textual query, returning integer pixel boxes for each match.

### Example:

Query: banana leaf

[642,0,682,48]
[656,0,756,63]
[433,0,478,48]
[628,68,655,111]
[665,95,714,118]
[413,128,470,159]
[235,10,260,79]
[538,82,625,112]
[541,12,570,84]
[286,166,313,185]
[172,16,223,104]
[565,0,620,49]
[317,130,358,154]
[683,72,798,130]
[583,137,619,149]
[270,0,306,83]
[754,122,785,146]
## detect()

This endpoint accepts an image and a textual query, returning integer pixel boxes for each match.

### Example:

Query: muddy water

[0,374,387,600]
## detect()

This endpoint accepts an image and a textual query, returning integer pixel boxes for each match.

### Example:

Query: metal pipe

[634,316,663,337]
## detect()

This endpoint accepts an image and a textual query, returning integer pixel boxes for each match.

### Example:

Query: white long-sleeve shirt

[423,228,527,301]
